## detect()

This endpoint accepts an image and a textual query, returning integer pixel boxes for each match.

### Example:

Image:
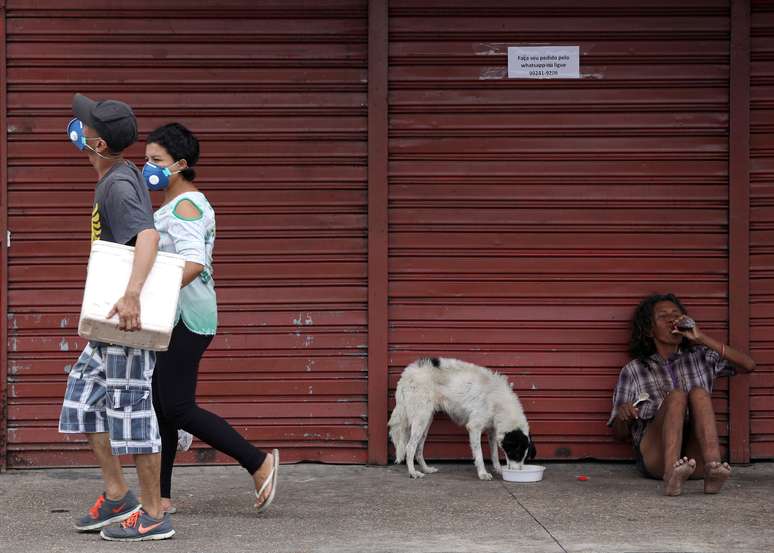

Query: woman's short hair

[147,122,200,182]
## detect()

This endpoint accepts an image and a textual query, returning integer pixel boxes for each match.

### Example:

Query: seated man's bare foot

[704,461,731,494]
[663,456,696,496]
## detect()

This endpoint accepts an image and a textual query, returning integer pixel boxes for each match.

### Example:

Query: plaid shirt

[607,345,732,445]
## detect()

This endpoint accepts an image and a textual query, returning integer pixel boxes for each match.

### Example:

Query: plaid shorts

[59,342,160,455]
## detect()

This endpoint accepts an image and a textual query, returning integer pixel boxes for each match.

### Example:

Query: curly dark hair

[146,122,200,182]
[629,293,691,360]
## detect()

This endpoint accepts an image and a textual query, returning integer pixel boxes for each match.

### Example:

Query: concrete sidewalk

[0,461,771,553]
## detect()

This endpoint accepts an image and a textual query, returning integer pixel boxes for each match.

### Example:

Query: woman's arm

[171,198,206,288]
[181,261,204,288]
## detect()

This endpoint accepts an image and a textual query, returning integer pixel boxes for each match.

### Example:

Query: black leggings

[152,322,266,498]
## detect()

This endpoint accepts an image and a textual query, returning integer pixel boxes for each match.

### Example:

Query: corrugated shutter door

[388,1,732,460]
[751,0,774,460]
[5,1,368,466]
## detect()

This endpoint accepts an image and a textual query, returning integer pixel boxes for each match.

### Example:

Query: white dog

[389,357,536,480]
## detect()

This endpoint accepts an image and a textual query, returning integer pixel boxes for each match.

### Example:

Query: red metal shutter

[4,1,368,467]
[751,0,774,460]
[388,1,732,460]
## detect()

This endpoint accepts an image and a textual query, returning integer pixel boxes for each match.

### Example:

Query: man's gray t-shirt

[92,161,154,245]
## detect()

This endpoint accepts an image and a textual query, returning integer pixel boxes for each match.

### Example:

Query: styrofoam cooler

[78,240,185,351]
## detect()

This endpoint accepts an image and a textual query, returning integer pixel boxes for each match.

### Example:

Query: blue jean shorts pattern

[59,342,160,455]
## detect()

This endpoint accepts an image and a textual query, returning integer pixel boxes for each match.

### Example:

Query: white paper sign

[508,46,580,79]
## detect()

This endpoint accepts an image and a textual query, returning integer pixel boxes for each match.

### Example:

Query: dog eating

[389,357,536,480]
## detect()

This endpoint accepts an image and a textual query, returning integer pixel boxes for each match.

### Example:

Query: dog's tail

[388,390,409,464]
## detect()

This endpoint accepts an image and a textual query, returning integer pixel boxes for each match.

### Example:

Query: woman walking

[145,123,278,514]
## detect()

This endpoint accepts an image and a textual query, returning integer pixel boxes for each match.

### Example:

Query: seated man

[608,293,755,496]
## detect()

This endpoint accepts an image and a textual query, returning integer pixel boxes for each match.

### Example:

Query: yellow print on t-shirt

[91,203,101,242]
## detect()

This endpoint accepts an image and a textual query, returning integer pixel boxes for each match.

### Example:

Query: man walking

[59,93,174,540]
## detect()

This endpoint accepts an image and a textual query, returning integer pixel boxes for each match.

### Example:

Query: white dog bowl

[502,464,546,483]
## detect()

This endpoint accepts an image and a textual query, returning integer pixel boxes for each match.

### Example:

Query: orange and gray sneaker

[100,509,175,541]
[74,490,141,531]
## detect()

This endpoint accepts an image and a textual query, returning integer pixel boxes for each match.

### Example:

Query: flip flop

[141,498,176,515]
[255,449,279,514]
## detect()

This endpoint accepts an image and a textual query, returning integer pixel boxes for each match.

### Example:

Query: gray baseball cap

[72,93,138,153]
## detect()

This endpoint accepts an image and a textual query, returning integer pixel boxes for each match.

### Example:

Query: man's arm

[611,401,639,442]
[608,360,639,443]
[697,332,756,373]
[674,316,756,373]
[107,228,160,331]
[611,418,631,442]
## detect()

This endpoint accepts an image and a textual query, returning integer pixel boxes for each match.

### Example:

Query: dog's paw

[477,471,493,481]
[492,464,503,475]
[421,466,439,474]
[409,471,425,479]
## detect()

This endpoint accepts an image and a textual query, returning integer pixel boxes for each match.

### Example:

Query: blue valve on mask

[143,161,178,191]
[67,118,87,151]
